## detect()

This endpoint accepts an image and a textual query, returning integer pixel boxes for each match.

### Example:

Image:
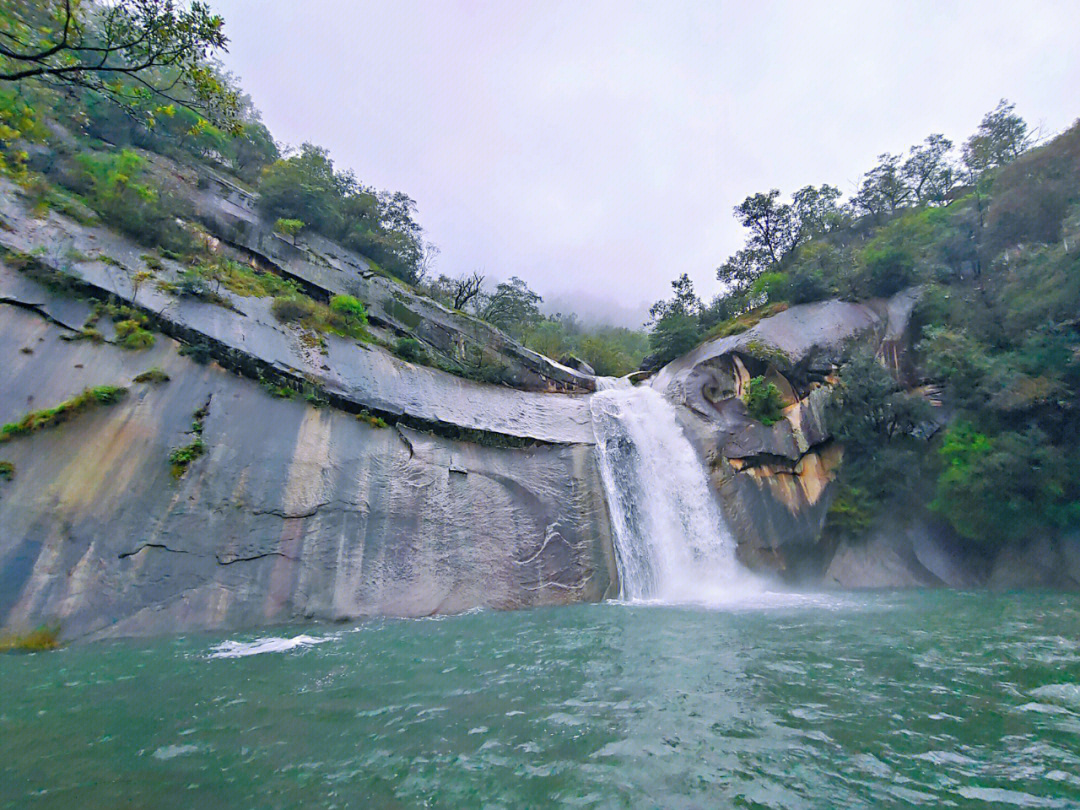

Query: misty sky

[210,1,1080,326]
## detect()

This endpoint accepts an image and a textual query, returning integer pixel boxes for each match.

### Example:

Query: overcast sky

[210,1,1079,326]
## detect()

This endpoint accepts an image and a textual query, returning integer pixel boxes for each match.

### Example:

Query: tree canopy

[0,0,240,132]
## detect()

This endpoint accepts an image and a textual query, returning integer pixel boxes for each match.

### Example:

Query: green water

[3,592,1080,809]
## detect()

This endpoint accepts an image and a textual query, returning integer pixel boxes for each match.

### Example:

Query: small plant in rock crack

[168,399,210,479]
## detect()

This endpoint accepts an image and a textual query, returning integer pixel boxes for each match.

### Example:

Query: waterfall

[590,378,762,605]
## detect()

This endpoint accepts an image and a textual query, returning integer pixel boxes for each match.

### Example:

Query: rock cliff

[0,180,616,641]
[651,290,1080,590]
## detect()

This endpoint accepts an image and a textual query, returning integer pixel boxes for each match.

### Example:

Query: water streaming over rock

[590,378,763,604]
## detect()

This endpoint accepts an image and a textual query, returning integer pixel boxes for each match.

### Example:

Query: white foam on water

[207,634,334,659]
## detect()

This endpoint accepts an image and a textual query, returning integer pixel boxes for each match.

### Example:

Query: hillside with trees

[0,0,646,379]
[648,101,1080,554]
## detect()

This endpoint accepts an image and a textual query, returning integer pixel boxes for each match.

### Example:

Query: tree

[717,186,842,296]
[450,271,484,311]
[791,184,844,240]
[0,0,240,132]
[478,276,542,338]
[329,294,367,329]
[716,247,770,294]
[648,274,703,366]
[733,190,798,265]
[962,99,1030,175]
[649,273,701,321]
[853,153,911,218]
[649,311,700,368]
[902,134,956,205]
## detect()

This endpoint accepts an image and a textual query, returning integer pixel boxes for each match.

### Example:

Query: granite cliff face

[0,176,616,642]
[650,292,921,578]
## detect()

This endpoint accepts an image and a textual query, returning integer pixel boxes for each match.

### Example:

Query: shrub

[272,294,370,341]
[930,423,1079,547]
[0,460,13,480]
[0,625,61,652]
[356,411,388,428]
[68,150,196,255]
[329,294,368,326]
[114,319,155,350]
[179,340,215,365]
[861,244,916,297]
[133,368,170,384]
[0,385,127,442]
[168,438,206,477]
[169,401,209,478]
[191,259,299,299]
[743,376,785,425]
[273,218,305,238]
[271,294,320,324]
[261,379,296,399]
[141,253,164,271]
[393,336,427,363]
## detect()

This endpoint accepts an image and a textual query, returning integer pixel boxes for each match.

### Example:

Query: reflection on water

[2,591,1080,808]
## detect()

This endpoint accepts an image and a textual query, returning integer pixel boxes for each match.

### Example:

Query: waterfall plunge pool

[3,592,1080,808]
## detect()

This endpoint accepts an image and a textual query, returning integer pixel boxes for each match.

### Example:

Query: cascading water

[590,378,762,605]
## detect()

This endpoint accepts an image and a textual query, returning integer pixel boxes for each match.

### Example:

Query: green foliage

[68,149,195,254]
[260,377,296,399]
[0,460,13,480]
[742,376,785,426]
[133,368,170,384]
[141,254,164,271]
[271,294,370,341]
[114,319,155,350]
[274,218,305,238]
[0,1,240,133]
[257,144,423,283]
[477,277,543,338]
[0,625,61,653]
[329,294,368,327]
[0,385,127,442]
[649,311,701,369]
[824,482,876,537]
[168,438,206,478]
[356,411,388,429]
[178,339,214,365]
[931,423,1080,547]
[393,337,427,363]
[860,243,915,297]
[169,401,209,478]
[824,352,933,538]
[702,302,789,341]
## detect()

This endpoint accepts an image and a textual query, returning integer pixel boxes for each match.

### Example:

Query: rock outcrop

[651,292,923,580]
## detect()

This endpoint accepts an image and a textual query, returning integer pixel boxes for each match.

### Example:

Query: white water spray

[590,378,763,605]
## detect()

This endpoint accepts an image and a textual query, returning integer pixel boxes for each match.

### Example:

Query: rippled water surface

[3,591,1080,808]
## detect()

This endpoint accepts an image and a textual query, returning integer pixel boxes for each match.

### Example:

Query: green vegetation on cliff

[0,1,646,381]
[0,385,127,442]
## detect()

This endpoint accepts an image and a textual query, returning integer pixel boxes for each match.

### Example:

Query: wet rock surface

[0,304,616,639]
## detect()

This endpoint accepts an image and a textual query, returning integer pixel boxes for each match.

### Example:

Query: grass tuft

[0,385,127,442]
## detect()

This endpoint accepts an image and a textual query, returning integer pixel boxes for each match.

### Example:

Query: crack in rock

[118,543,190,559]
[0,297,81,331]
[215,551,299,566]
